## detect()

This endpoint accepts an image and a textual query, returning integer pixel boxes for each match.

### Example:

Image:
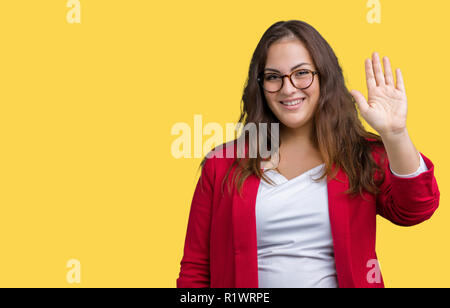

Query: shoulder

[364,137,387,163]
[201,139,245,177]
[362,138,391,185]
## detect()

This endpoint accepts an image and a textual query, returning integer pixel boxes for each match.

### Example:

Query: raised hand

[350,52,408,138]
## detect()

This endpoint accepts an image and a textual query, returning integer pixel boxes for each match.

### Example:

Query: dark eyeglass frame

[257,69,319,93]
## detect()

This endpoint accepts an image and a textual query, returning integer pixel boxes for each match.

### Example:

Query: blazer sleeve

[176,155,216,288]
[375,147,440,226]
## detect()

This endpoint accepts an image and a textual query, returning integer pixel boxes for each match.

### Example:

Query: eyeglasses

[257,69,319,93]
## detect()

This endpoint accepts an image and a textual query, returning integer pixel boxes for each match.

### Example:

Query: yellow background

[0,0,448,287]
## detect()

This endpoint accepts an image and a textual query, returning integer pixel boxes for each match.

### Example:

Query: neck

[279,121,315,149]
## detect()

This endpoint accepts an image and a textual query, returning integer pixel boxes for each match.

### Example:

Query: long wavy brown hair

[198,20,387,199]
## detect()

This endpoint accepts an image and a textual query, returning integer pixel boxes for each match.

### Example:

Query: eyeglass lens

[262,70,314,92]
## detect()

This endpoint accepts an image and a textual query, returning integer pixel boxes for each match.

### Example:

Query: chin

[277,115,309,129]
[282,121,307,129]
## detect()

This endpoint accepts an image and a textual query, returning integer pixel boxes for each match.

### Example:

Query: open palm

[350,52,408,137]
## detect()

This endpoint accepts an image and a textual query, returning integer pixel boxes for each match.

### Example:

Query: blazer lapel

[231,172,260,288]
[327,165,355,287]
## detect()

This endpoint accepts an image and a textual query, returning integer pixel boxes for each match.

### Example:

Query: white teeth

[281,98,304,106]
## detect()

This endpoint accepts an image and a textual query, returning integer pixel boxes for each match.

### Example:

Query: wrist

[379,128,409,143]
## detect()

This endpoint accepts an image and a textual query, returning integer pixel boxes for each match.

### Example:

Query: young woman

[176,20,440,288]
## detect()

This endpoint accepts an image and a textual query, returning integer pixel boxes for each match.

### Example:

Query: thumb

[350,89,369,115]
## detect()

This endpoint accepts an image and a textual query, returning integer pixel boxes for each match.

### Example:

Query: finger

[383,56,394,86]
[350,89,369,115]
[372,52,385,86]
[365,58,377,90]
[396,68,405,92]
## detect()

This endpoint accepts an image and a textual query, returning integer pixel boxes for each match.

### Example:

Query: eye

[265,74,280,81]
[295,70,309,76]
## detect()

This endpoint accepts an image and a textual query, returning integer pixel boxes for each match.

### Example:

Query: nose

[280,76,300,96]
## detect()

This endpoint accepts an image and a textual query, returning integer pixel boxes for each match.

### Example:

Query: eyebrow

[263,63,311,73]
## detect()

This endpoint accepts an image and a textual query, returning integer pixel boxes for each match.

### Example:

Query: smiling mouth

[279,98,305,106]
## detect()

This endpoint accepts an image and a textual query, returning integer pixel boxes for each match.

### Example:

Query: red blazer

[176,140,440,288]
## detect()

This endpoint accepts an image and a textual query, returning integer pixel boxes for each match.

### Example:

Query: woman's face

[263,38,320,130]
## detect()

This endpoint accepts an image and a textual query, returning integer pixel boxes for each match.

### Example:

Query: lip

[279,98,305,110]
[280,97,306,103]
